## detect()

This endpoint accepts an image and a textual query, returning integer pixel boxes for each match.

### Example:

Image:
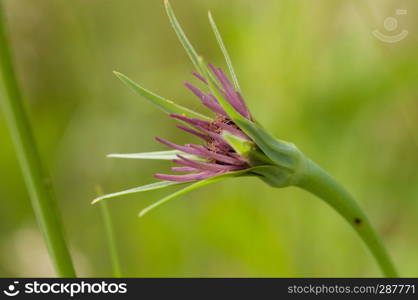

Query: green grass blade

[107,150,195,160]
[96,186,122,277]
[208,11,241,92]
[114,71,210,120]
[100,201,122,277]
[0,5,75,277]
[91,181,185,204]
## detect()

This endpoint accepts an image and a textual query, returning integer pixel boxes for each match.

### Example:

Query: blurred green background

[1,0,417,277]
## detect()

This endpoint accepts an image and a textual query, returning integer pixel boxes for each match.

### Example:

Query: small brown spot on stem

[354,218,362,225]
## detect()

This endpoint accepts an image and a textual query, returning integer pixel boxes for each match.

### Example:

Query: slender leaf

[164,0,218,85]
[164,0,201,73]
[114,71,210,120]
[107,150,195,160]
[91,181,184,204]
[139,171,237,217]
[138,179,216,217]
[208,11,241,92]
[138,167,267,217]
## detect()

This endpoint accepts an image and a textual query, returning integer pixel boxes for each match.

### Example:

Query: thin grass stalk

[0,3,75,277]
[97,186,122,277]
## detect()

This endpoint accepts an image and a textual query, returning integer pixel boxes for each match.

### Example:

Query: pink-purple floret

[154,64,252,182]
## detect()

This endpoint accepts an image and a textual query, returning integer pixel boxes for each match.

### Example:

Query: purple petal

[155,137,202,156]
[208,64,251,119]
[154,171,220,182]
[235,92,251,119]
[171,166,199,172]
[176,125,210,141]
[214,122,250,140]
[192,124,223,141]
[192,71,208,84]
[210,139,232,153]
[157,136,231,162]
[185,82,227,116]
[208,64,238,102]
[170,114,211,128]
[188,145,246,165]
[218,68,245,109]
[175,155,244,172]
[203,100,227,116]
[212,65,235,94]
[207,93,220,104]
[184,81,206,99]
[193,125,232,151]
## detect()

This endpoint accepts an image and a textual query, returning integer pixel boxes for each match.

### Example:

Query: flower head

[93,0,303,216]
[154,64,253,182]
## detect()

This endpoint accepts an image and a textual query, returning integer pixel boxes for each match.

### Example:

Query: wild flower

[92,0,397,277]
[153,64,252,182]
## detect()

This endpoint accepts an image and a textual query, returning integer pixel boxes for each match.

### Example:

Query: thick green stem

[0,4,75,277]
[295,158,398,277]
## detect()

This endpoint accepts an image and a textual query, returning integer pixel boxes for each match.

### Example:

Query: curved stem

[295,158,398,277]
[0,4,75,277]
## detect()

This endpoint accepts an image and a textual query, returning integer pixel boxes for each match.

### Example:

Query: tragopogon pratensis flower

[153,64,253,182]
[92,0,397,277]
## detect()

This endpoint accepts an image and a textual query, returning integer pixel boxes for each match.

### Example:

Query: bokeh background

[0,0,417,277]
